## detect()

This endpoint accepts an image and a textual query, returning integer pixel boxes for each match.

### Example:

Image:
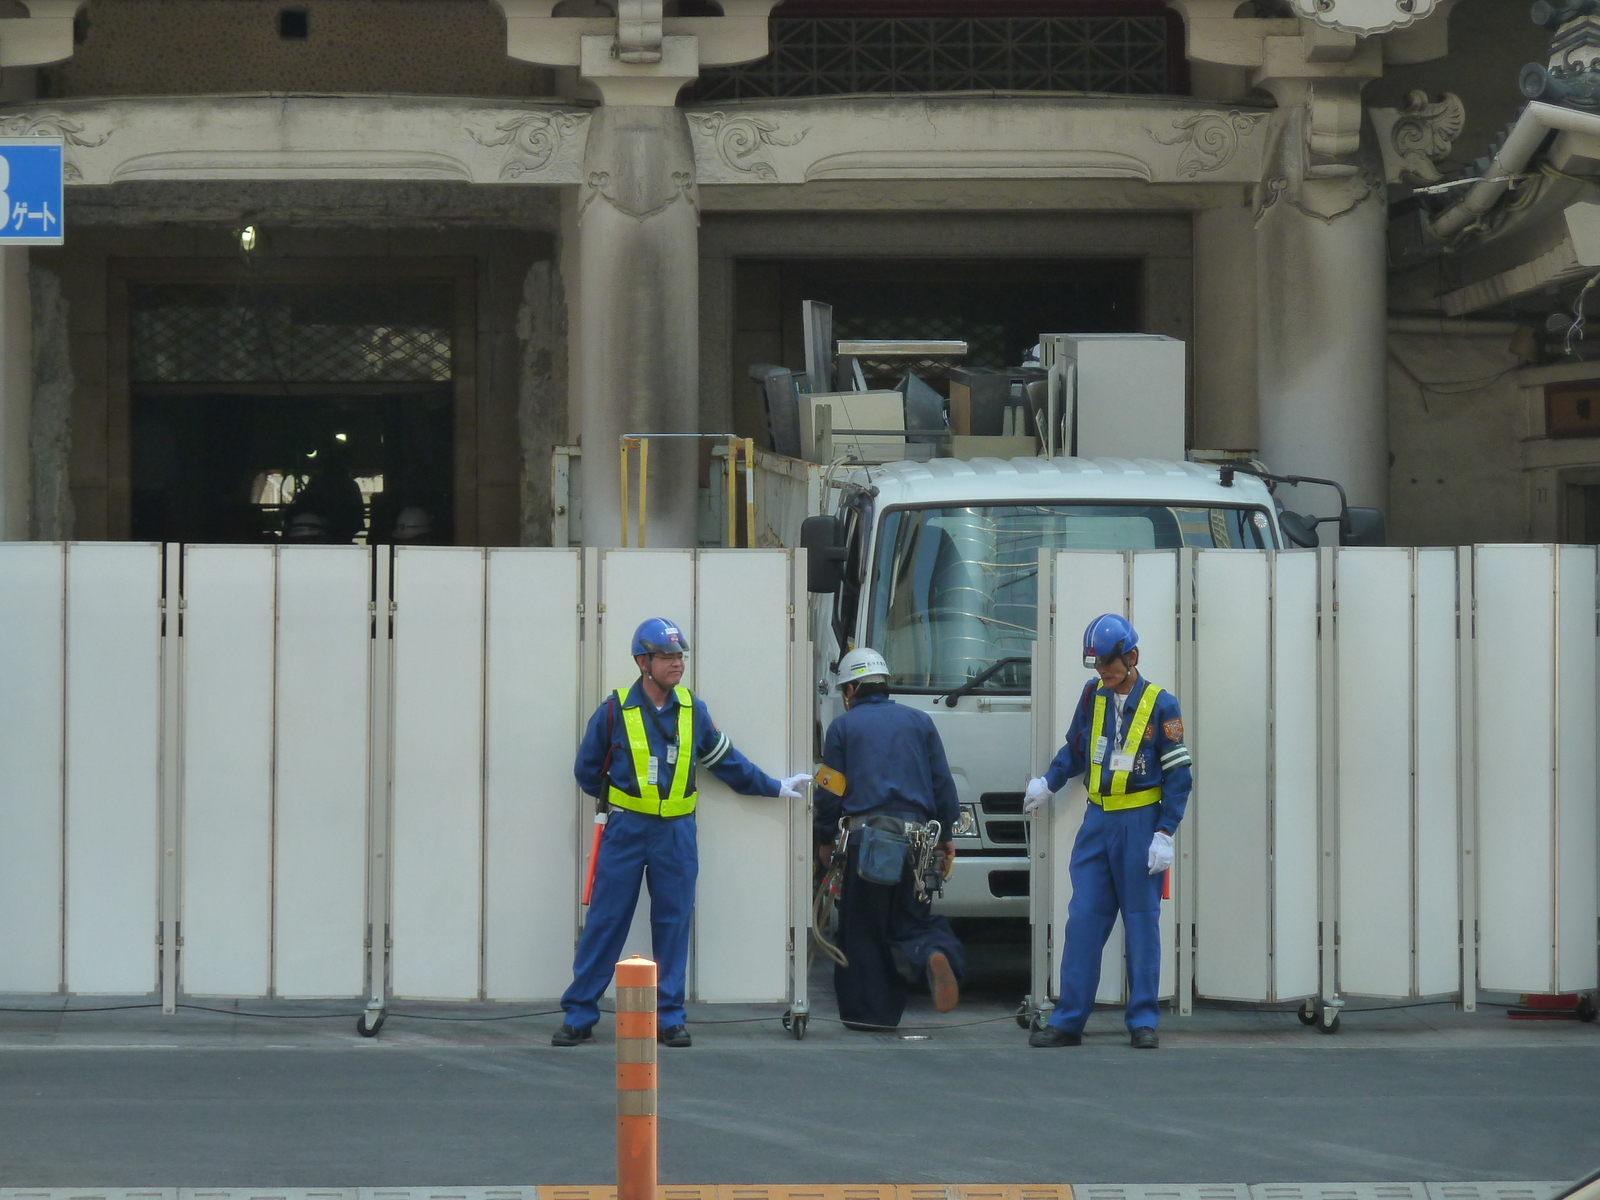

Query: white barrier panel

[391,547,486,1000]
[65,543,162,994]
[0,544,65,992]
[1271,551,1319,1001]
[693,550,795,1002]
[274,545,371,998]
[484,548,582,1000]
[1414,549,1461,996]
[1335,547,1460,999]
[181,546,276,996]
[1475,545,1599,994]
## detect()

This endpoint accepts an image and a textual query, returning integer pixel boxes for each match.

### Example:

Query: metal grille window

[694,16,1174,101]
[130,284,453,384]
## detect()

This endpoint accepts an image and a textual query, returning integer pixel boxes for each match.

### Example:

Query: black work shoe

[926,951,960,1013]
[1028,1025,1082,1047]
[551,1023,593,1047]
[1130,1026,1159,1049]
[658,1024,692,1048]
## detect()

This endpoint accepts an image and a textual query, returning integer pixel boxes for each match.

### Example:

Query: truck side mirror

[1341,507,1386,547]
[1279,510,1319,548]
[801,515,848,593]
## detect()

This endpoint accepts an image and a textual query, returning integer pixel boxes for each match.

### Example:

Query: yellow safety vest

[1086,683,1163,811]
[608,685,698,818]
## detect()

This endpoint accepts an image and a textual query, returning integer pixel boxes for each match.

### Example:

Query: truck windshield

[864,502,1275,692]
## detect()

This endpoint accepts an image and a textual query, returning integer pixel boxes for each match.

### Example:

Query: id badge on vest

[646,756,660,787]
[1091,736,1108,765]
[1109,751,1136,773]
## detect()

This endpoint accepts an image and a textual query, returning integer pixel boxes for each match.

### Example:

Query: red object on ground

[582,812,607,907]
[1508,993,1583,1020]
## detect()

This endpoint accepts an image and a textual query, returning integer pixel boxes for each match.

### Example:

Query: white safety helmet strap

[836,647,890,687]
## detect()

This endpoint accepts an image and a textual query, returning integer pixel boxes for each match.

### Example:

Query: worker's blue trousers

[561,808,697,1031]
[1047,800,1164,1034]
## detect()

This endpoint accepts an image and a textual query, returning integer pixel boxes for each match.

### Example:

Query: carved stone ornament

[579,107,698,224]
[1149,110,1269,178]
[686,111,807,181]
[1371,89,1464,183]
[468,110,583,181]
[1289,0,1437,36]
[0,113,111,182]
[1256,105,1383,223]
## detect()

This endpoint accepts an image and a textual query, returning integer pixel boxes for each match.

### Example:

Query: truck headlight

[952,805,978,838]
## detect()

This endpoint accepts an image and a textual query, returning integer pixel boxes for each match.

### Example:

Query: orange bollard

[615,954,657,1200]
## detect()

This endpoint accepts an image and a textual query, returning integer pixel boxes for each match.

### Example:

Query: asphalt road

[0,928,1594,1187]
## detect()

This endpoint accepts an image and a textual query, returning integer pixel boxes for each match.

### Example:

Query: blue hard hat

[1083,613,1137,668]
[632,617,689,657]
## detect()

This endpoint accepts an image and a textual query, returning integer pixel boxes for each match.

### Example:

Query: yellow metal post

[744,438,756,549]
[637,437,649,547]
[620,438,632,547]
[726,436,738,548]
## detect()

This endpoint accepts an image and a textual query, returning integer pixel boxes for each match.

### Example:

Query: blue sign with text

[0,139,64,246]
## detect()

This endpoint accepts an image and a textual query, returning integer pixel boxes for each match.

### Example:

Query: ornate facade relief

[1522,2,1600,109]
[468,110,586,181]
[1288,0,1437,37]
[1369,90,1464,183]
[579,105,698,224]
[686,111,807,182]
[0,111,110,181]
[1151,109,1270,177]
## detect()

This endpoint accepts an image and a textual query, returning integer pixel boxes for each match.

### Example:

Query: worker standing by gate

[1022,614,1191,1050]
[816,648,964,1030]
[553,617,811,1049]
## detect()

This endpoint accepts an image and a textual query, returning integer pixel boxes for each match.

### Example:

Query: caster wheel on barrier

[792,1013,808,1041]
[1317,1002,1341,1035]
[1577,995,1597,1023]
[1297,999,1317,1026]
[357,1009,385,1038]
[1015,1001,1032,1030]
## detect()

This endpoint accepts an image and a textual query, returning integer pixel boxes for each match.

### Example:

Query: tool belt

[841,812,944,900]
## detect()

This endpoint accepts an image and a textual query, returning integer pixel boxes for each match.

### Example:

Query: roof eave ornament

[1288,0,1437,37]
[1522,1,1600,111]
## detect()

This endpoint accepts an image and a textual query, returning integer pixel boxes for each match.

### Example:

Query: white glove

[778,773,813,800]
[1147,830,1174,875]
[1023,776,1053,814]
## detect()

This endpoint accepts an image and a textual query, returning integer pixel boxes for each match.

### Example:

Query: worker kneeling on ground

[553,617,811,1050]
[1023,614,1191,1050]
[816,648,964,1031]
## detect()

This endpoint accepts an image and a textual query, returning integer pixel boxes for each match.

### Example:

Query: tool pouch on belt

[855,818,910,886]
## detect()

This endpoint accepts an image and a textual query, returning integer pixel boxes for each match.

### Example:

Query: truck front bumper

[932,854,1029,918]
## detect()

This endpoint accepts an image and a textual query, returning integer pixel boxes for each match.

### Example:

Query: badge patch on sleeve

[1163,718,1185,742]
[1142,724,1155,742]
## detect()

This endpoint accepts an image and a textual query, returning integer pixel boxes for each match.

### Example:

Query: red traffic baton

[582,811,608,907]
[1162,868,1171,901]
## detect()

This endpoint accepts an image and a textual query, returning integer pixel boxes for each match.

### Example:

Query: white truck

[798,455,1294,917]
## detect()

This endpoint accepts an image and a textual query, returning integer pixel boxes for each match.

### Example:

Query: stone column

[1256,179,1389,517]
[577,105,700,548]
[1192,206,1258,452]
[0,247,32,540]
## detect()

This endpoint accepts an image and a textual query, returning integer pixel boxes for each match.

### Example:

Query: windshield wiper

[937,656,1030,708]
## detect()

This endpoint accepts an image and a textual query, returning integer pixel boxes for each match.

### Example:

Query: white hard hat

[836,647,890,687]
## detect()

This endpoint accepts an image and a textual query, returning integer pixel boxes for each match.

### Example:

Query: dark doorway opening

[131,390,454,545]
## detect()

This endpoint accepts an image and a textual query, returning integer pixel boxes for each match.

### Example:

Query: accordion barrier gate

[0,544,813,1022]
[1027,546,1599,1023]
[0,542,1594,1018]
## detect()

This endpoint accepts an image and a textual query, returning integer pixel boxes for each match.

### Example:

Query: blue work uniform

[1041,673,1192,1035]
[819,692,965,1029]
[562,680,781,1032]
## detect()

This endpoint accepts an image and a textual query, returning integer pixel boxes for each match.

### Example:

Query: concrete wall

[1386,329,1527,547]
[43,0,553,100]
[37,181,565,545]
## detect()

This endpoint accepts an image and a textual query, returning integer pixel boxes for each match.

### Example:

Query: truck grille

[986,820,1027,844]
[980,792,1024,814]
